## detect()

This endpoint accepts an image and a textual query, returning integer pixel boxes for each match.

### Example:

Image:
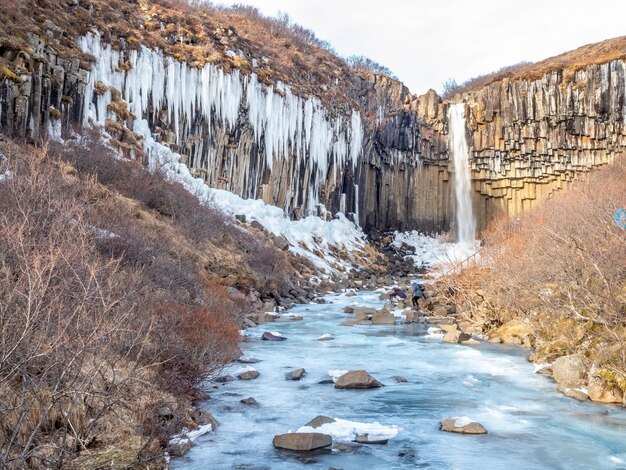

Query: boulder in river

[442,327,471,344]
[587,366,624,404]
[354,433,388,445]
[286,368,307,381]
[371,310,395,325]
[272,432,332,451]
[240,397,258,405]
[215,375,234,383]
[168,435,192,456]
[440,417,487,434]
[335,370,383,389]
[304,415,336,428]
[552,353,586,389]
[261,331,287,341]
[238,357,260,364]
[238,369,260,380]
[392,375,408,383]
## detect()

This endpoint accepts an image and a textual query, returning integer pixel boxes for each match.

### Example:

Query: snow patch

[297,418,400,443]
[393,231,480,273]
[328,369,348,382]
[453,416,474,428]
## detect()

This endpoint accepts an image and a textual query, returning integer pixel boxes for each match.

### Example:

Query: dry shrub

[0,139,249,467]
[0,146,152,468]
[443,159,626,370]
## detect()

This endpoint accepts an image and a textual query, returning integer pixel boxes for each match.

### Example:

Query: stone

[272,433,332,451]
[191,409,218,429]
[354,434,388,445]
[442,329,471,344]
[440,418,487,434]
[440,324,459,333]
[238,357,260,364]
[587,367,624,404]
[286,368,307,381]
[488,319,534,347]
[304,415,336,428]
[215,375,234,383]
[342,306,355,314]
[352,307,377,317]
[561,388,589,401]
[250,220,265,232]
[238,370,260,380]
[461,339,480,345]
[552,354,586,389]
[240,397,258,405]
[392,375,408,383]
[168,436,192,457]
[335,370,383,389]
[371,310,395,325]
[261,331,286,341]
[274,315,303,322]
[433,306,448,317]
[318,379,335,385]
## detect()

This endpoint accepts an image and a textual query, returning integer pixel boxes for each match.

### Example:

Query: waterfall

[448,103,476,244]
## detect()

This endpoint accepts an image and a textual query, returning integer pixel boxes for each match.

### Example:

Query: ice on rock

[328,369,349,382]
[454,416,474,428]
[78,31,363,217]
[297,418,400,443]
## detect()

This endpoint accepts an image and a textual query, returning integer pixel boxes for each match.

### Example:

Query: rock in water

[168,436,192,456]
[371,310,395,325]
[240,397,258,405]
[354,434,388,445]
[335,370,383,389]
[442,328,471,344]
[552,354,586,389]
[440,418,487,434]
[286,368,307,381]
[392,375,408,383]
[261,331,287,341]
[238,370,260,380]
[272,433,332,451]
[304,415,336,428]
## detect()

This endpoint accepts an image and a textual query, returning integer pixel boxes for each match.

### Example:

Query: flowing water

[448,104,476,244]
[173,291,626,470]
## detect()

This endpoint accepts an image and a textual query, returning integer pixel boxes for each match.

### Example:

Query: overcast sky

[216,0,626,95]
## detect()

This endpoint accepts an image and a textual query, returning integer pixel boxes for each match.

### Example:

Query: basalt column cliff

[1,5,625,234]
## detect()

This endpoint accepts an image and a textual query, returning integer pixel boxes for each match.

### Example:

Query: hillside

[0,0,361,106]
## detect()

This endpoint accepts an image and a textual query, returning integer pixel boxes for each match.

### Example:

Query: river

[172,290,626,470]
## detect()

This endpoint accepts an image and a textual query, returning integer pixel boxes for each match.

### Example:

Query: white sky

[215,0,626,95]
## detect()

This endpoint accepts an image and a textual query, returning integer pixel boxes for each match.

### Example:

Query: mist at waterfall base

[172,291,626,470]
[448,103,477,245]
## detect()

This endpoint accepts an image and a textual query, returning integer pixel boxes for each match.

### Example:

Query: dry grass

[0,0,357,106]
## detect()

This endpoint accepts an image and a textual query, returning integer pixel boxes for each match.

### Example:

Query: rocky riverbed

[171,290,626,469]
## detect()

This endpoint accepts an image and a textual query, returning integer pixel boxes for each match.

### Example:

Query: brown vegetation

[439,159,626,389]
[0,0,360,107]
[0,133,303,468]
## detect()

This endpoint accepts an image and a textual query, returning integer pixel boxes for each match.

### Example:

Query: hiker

[411,281,425,308]
[388,287,407,305]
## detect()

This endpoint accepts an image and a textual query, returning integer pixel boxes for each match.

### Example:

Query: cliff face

[1,14,625,235]
[462,61,626,229]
